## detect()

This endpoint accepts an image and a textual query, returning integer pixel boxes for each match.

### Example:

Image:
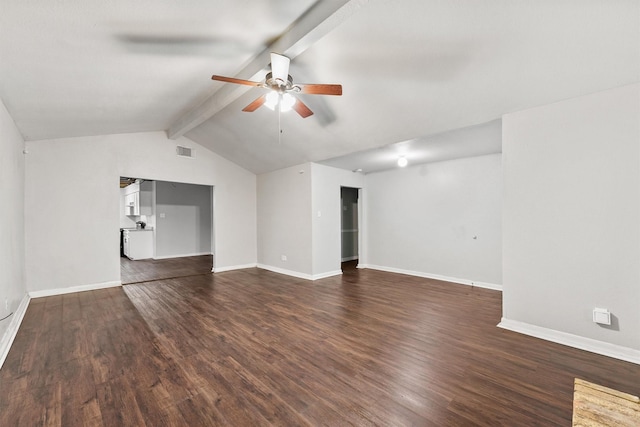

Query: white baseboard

[361,264,502,291]
[257,264,313,280]
[498,318,640,365]
[341,256,359,262]
[0,293,31,370]
[153,252,212,260]
[256,264,342,281]
[29,280,122,299]
[312,270,343,280]
[213,263,257,273]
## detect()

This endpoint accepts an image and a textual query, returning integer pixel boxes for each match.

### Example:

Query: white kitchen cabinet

[123,180,152,217]
[123,229,153,260]
[124,191,140,216]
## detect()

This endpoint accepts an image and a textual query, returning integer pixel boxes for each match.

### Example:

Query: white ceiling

[319,119,502,174]
[1,1,638,174]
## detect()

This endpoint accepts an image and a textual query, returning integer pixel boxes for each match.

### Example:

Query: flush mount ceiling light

[397,157,408,167]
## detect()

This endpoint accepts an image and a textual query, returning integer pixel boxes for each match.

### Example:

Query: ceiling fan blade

[292,98,314,118]
[212,75,262,86]
[270,52,290,83]
[242,94,267,112]
[298,84,343,96]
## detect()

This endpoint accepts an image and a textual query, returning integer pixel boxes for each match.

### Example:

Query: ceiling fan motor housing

[265,72,296,92]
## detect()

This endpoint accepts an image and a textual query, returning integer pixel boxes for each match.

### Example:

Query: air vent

[176,145,195,158]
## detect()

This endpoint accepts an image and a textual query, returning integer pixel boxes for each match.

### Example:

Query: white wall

[259,157,499,283]
[311,164,365,277]
[155,181,212,258]
[0,99,27,349]
[257,163,313,277]
[364,154,502,288]
[256,163,366,280]
[24,131,256,293]
[502,83,640,353]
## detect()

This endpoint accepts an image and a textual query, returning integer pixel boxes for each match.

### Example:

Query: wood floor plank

[2,264,639,425]
[60,358,102,427]
[120,255,213,285]
[96,375,148,427]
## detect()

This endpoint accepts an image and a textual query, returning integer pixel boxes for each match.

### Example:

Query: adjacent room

[119,177,214,283]
[1,1,638,425]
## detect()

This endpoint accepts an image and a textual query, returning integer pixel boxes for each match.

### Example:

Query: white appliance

[122,229,153,260]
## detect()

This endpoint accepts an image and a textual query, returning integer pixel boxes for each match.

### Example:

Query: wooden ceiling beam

[167,0,369,140]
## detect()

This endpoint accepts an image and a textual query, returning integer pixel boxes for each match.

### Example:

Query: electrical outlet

[281,255,287,262]
[593,308,611,325]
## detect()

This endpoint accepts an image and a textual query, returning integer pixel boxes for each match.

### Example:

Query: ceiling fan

[212,52,342,118]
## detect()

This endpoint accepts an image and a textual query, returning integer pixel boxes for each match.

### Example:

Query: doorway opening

[119,177,215,284]
[341,186,360,272]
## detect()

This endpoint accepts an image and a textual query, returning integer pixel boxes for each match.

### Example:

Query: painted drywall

[24,131,256,293]
[364,153,502,288]
[257,163,365,279]
[0,99,27,345]
[341,187,359,261]
[502,83,640,351]
[310,164,365,277]
[257,163,313,277]
[155,181,212,258]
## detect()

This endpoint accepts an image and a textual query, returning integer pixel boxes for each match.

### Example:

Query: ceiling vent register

[176,145,195,159]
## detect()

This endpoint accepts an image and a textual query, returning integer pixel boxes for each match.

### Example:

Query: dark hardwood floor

[120,255,213,284]
[2,266,639,426]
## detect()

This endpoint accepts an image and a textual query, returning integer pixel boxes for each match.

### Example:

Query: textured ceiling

[1,1,638,174]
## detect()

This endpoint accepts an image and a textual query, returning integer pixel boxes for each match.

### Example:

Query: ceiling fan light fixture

[280,93,296,112]
[264,91,296,113]
[265,91,279,110]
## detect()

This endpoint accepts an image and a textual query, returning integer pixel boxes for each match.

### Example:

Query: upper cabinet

[123,180,153,217]
[124,191,140,216]
[124,182,140,216]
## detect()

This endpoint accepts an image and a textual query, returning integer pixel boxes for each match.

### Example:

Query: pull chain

[278,104,282,145]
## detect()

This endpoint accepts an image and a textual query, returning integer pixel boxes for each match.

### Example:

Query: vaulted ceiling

[1,1,638,174]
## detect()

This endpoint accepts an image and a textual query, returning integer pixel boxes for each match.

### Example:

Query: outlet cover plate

[593,308,611,325]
